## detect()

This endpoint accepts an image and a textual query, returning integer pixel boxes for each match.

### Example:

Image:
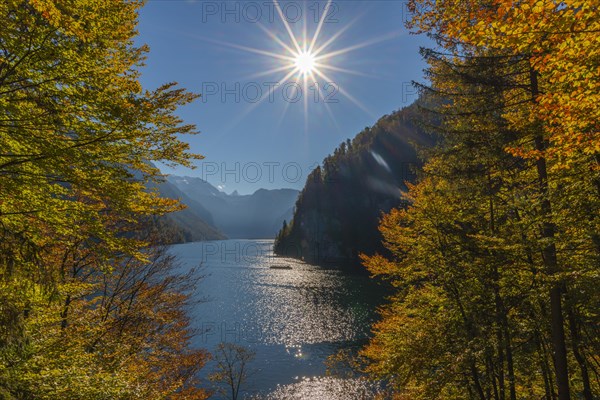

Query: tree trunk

[471,362,487,400]
[61,294,71,330]
[537,331,557,400]
[565,297,593,400]
[488,172,515,400]
[502,314,517,400]
[530,67,571,400]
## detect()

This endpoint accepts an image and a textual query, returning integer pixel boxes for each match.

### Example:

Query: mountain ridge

[151,178,226,243]
[167,176,299,239]
[274,103,434,271]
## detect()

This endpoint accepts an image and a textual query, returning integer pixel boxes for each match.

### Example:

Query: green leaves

[0,1,201,259]
[0,1,208,398]
[362,22,600,396]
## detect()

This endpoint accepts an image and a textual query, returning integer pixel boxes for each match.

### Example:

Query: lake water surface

[171,239,386,399]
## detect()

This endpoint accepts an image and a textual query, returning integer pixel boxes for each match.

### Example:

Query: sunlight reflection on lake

[171,239,385,399]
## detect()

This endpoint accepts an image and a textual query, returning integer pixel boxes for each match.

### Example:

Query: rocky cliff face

[274,104,433,271]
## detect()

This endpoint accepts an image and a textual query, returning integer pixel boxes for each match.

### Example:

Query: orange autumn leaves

[0,1,209,398]
[361,1,600,398]
[408,0,599,162]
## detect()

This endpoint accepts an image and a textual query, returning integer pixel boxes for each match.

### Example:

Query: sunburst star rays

[199,0,402,131]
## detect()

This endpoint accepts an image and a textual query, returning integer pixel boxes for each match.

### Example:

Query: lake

[171,239,386,399]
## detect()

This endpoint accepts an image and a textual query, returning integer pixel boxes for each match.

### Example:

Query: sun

[204,0,391,129]
[294,50,316,76]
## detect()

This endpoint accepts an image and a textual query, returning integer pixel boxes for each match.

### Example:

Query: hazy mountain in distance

[168,176,299,239]
[150,178,226,243]
[126,162,225,243]
[155,179,215,226]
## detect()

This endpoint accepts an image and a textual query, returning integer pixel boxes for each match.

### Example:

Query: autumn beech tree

[4,228,209,399]
[0,0,209,397]
[0,0,201,257]
[407,0,599,159]
[362,1,599,399]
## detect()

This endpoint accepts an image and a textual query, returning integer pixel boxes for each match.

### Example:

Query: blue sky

[137,0,432,194]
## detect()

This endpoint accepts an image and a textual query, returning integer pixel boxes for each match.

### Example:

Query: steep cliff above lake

[274,104,433,271]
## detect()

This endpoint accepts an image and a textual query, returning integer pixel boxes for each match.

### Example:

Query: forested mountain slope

[153,178,226,242]
[274,103,433,271]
